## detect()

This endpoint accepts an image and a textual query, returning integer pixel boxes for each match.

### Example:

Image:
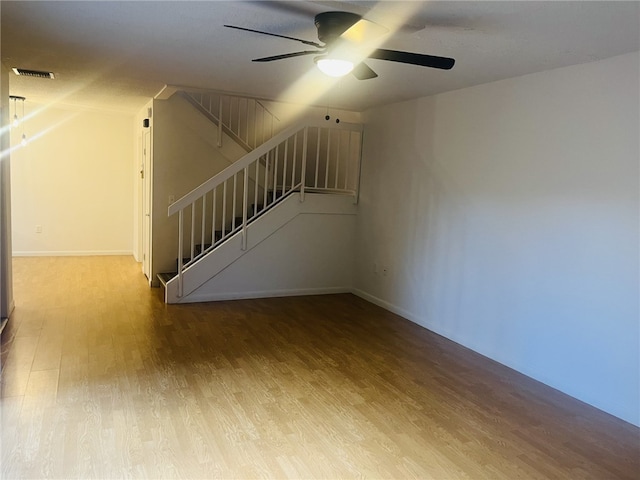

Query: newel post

[300,127,308,203]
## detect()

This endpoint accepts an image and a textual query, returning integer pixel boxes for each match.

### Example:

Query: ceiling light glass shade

[21,133,27,147]
[316,57,354,77]
[13,114,19,127]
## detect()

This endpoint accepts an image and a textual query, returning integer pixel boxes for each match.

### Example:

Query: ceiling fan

[225,11,455,80]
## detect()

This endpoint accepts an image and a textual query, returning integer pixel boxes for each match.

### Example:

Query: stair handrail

[168,119,362,216]
[182,90,281,151]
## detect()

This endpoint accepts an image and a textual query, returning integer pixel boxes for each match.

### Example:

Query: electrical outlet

[35,225,42,233]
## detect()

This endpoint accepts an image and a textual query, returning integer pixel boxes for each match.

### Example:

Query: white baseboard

[12,250,133,257]
[177,286,352,304]
[351,288,432,330]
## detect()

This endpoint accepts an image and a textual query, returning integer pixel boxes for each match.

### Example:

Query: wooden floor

[1,256,638,479]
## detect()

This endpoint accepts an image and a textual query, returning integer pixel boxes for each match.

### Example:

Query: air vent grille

[12,68,55,79]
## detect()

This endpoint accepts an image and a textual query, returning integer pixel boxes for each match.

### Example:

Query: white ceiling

[2,1,639,114]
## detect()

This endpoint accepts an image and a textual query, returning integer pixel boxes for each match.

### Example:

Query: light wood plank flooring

[1,256,638,479]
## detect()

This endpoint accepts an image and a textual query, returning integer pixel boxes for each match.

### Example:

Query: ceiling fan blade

[351,62,378,80]
[224,25,323,48]
[369,48,455,70]
[253,51,321,62]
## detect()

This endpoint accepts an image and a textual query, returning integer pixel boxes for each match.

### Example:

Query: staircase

[158,91,362,304]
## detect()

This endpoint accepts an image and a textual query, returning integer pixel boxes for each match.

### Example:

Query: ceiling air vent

[12,68,55,79]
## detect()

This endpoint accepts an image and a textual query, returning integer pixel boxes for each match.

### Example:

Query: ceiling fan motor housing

[314,11,361,44]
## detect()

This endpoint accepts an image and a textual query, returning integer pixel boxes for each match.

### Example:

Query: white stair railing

[181,91,280,151]
[168,119,363,298]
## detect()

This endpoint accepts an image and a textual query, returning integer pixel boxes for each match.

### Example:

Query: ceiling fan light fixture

[315,57,354,77]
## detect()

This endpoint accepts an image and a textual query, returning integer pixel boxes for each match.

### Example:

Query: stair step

[177,257,190,270]
[157,272,177,286]
[250,203,264,217]
[195,243,212,255]
[175,241,216,271]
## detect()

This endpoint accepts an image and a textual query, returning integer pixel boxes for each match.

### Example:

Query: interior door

[142,129,151,280]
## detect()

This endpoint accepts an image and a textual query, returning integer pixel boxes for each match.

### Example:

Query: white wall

[355,52,639,426]
[260,100,362,128]
[10,104,134,255]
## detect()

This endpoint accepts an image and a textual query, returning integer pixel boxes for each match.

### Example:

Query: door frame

[142,128,152,282]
